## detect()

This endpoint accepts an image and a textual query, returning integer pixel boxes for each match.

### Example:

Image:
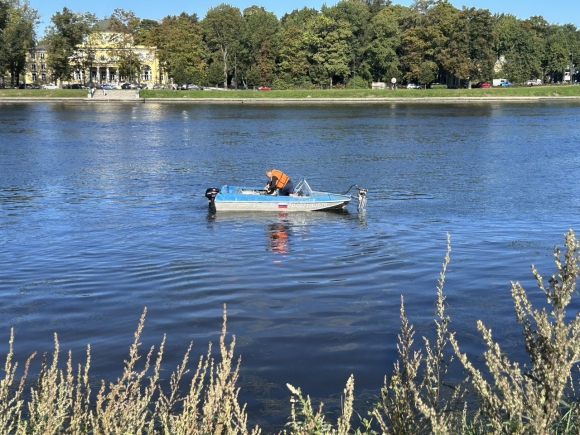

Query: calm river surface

[1,100,580,429]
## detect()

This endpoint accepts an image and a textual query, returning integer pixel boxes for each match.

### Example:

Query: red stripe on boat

[278,204,288,209]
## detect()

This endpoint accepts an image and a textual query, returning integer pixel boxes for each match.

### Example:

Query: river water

[1,100,579,429]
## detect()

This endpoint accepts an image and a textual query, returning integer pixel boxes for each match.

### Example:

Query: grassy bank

[1,85,579,100]
[3,230,580,434]
[0,89,87,98]
[141,85,580,99]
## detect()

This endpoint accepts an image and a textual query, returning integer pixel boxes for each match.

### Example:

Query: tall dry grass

[3,230,580,434]
[373,229,580,435]
[0,306,261,435]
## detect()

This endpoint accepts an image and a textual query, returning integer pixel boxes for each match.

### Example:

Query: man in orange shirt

[265,169,294,196]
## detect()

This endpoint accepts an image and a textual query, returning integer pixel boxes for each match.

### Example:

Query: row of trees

[2,0,580,89]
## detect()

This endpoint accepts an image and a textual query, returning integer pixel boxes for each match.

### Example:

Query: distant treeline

[1,0,579,88]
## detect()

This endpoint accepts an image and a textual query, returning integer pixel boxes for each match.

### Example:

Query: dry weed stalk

[0,304,257,435]
[285,374,354,435]
[450,229,580,434]
[26,334,75,434]
[0,329,34,434]
[157,305,260,435]
[91,307,163,435]
[373,296,423,435]
[374,233,467,435]
[68,344,92,435]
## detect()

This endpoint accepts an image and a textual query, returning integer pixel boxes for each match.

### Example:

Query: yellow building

[27,20,165,87]
[26,45,49,84]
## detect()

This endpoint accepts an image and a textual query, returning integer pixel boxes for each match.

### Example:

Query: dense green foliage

[2,0,580,89]
[44,8,96,84]
[0,0,38,87]
[143,0,578,89]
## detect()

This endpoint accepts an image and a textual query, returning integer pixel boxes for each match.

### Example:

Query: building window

[32,73,37,81]
[40,53,45,60]
[41,63,46,70]
[142,66,151,81]
[30,53,35,60]
[100,54,105,61]
[41,73,46,81]
[31,63,36,70]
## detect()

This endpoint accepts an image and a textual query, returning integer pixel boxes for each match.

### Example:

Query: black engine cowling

[205,187,220,200]
[205,187,220,214]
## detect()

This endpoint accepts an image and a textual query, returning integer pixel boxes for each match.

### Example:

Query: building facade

[26,20,165,87]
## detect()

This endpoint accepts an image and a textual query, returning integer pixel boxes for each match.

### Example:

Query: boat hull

[214,186,351,212]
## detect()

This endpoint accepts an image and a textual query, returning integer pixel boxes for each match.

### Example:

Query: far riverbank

[1,84,580,103]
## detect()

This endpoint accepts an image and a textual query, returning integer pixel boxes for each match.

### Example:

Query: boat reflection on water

[207,209,352,225]
[267,222,290,255]
[206,210,355,260]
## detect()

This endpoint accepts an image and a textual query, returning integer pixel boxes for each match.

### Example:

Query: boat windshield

[294,179,313,196]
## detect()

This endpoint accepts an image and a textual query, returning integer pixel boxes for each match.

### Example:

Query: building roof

[95,19,113,32]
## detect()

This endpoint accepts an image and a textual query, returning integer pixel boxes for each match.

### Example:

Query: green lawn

[0,89,87,98]
[141,85,580,99]
[1,85,579,99]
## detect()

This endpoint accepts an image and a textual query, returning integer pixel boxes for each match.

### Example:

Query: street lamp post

[572,52,575,84]
[569,52,574,84]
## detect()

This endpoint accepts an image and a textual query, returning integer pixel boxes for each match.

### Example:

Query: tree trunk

[222,47,228,89]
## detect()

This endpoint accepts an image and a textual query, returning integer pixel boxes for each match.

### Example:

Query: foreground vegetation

[1,85,580,100]
[3,229,580,434]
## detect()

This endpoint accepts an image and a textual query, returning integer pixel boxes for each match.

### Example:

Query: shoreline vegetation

[3,229,580,434]
[1,85,580,102]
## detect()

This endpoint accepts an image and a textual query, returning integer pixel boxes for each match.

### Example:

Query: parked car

[101,84,115,90]
[473,82,491,88]
[42,84,59,89]
[187,84,203,90]
[121,83,136,89]
[258,86,271,91]
[526,79,542,86]
[500,81,512,87]
[406,83,421,89]
[18,83,39,89]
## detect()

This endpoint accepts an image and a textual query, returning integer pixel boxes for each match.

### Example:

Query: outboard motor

[205,187,220,215]
[356,186,368,212]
